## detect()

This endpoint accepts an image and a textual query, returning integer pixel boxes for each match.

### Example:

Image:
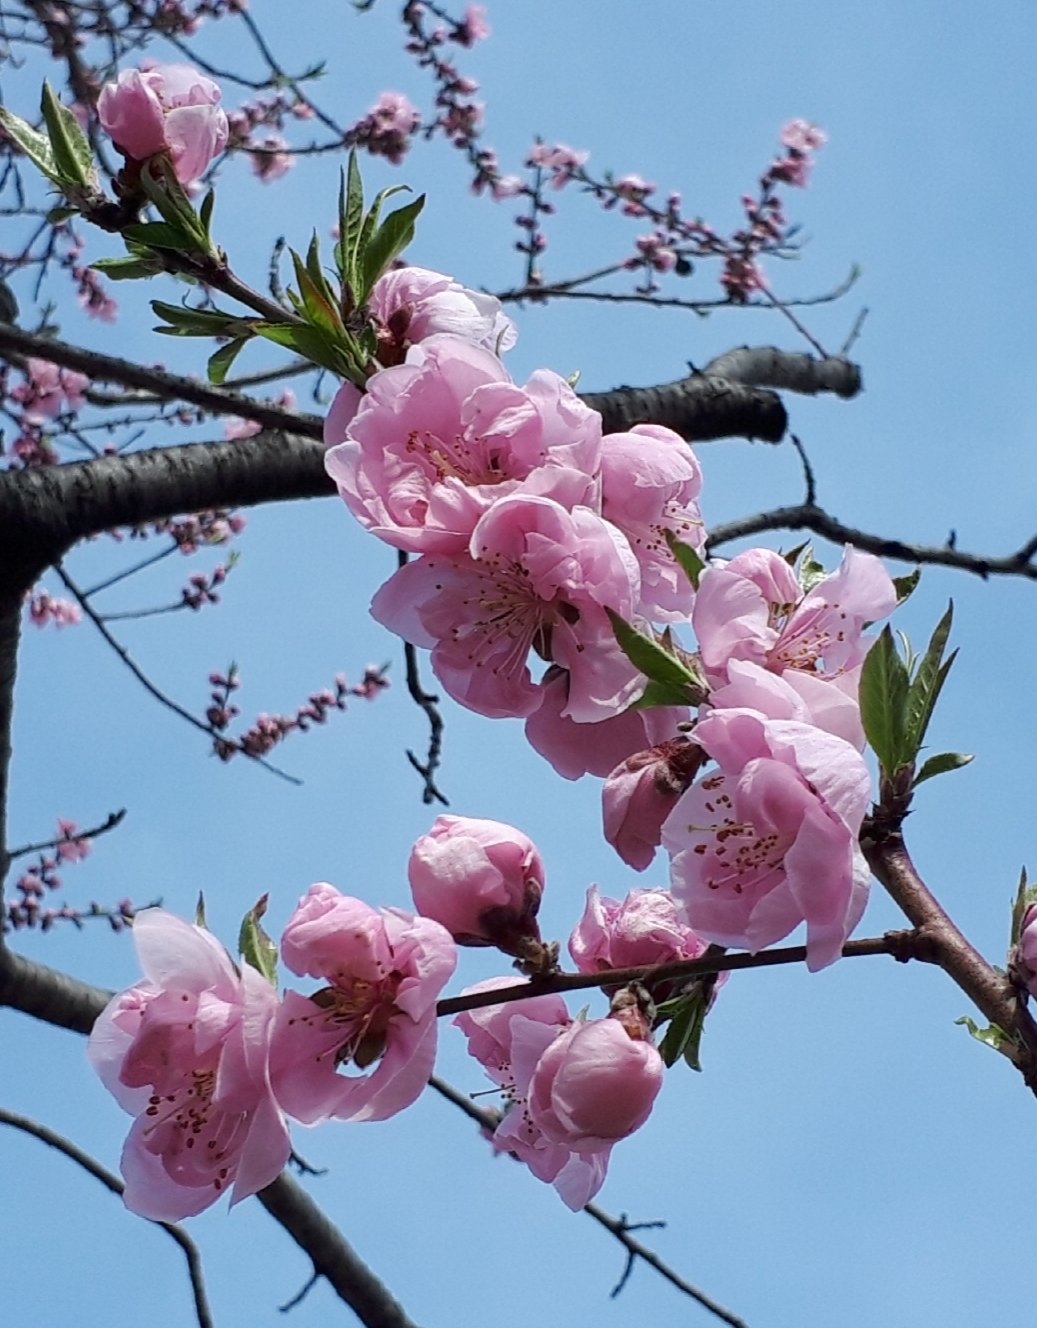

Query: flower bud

[98,64,229,184]
[408,815,545,955]
[527,1018,663,1152]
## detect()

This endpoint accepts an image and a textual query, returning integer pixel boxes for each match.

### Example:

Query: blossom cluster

[90,811,699,1217]
[324,264,897,975]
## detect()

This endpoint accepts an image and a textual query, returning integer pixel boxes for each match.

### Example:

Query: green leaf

[251,320,348,374]
[893,568,921,604]
[0,105,62,184]
[124,221,197,251]
[1010,868,1035,947]
[606,608,708,705]
[238,895,278,987]
[664,529,706,590]
[954,1015,1007,1052]
[912,751,973,787]
[208,336,252,385]
[904,602,955,754]
[359,194,425,301]
[859,626,911,774]
[658,990,710,1070]
[91,255,165,281]
[41,82,95,188]
[152,299,246,335]
[781,540,811,567]
[289,247,345,338]
[139,158,209,250]
[199,188,215,240]
[797,550,828,593]
[335,153,365,290]
[46,205,78,225]
[195,892,208,928]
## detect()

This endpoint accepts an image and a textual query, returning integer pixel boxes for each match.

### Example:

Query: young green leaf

[859,626,911,774]
[912,751,973,787]
[238,894,279,987]
[904,602,955,753]
[0,105,61,184]
[892,568,921,604]
[657,989,710,1070]
[663,529,706,590]
[207,336,252,385]
[40,82,95,189]
[954,1015,1007,1052]
[151,299,247,335]
[606,608,708,705]
[199,188,216,240]
[124,221,198,251]
[92,255,165,281]
[359,195,425,300]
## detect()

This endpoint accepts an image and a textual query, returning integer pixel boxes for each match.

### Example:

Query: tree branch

[707,502,1037,580]
[428,1076,748,1326]
[435,931,922,1018]
[0,1104,214,1328]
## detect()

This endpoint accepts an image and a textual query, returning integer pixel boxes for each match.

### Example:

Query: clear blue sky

[5,3,1037,1326]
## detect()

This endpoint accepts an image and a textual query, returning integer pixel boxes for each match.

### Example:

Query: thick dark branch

[701,347,861,398]
[257,1176,420,1328]
[0,433,330,593]
[708,502,1037,580]
[582,347,861,443]
[0,947,110,1032]
[581,374,787,443]
[0,324,324,435]
[0,1105,214,1328]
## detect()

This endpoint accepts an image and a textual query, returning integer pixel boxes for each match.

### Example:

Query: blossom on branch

[325,334,600,554]
[86,910,290,1221]
[97,63,229,183]
[269,884,455,1124]
[662,709,872,971]
[370,494,644,721]
[408,814,545,954]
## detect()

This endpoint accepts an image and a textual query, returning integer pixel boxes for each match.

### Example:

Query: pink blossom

[662,708,872,971]
[633,232,678,270]
[600,423,705,621]
[569,885,714,997]
[371,494,643,721]
[602,737,707,870]
[458,4,490,44]
[367,267,517,365]
[693,546,896,687]
[11,358,89,422]
[250,133,295,181]
[707,658,865,749]
[347,91,420,164]
[27,589,81,628]
[97,63,229,183]
[1016,905,1037,999]
[86,909,290,1220]
[55,817,91,862]
[408,815,544,951]
[454,981,608,1208]
[527,1017,663,1154]
[527,142,589,188]
[523,668,689,781]
[268,884,455,1123]
[780,119,827,153]
[325,336,601,555]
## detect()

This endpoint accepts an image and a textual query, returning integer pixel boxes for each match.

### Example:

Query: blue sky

[5,3,1037,1326]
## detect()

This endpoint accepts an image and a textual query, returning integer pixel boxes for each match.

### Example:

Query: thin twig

[54,564,302,784]
[427,1077,746,1325]
[707,502,1037,580]
[0,1106,214,1328]
[435,931,923,1018]
[8,808,126,863]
